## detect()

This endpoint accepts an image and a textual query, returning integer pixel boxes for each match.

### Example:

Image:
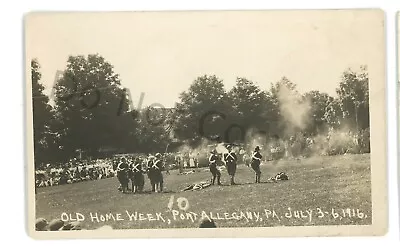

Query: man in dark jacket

[117,158,129,193]
[152,153,164,193]
[251,146,263,183]
[208,149,221,185]
[223,145,237,185]
[130,157,145,193]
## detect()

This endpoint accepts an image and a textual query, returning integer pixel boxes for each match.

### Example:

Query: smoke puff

[277,84,311,133]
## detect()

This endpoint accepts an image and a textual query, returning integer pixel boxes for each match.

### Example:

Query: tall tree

[303,91,334,135]
[336,66,369,131]
[53,54,135,159]
[134,107,172,153]
[323,97,342,129]
[228,77,273,140]
[31,59,55,167]
[174,75,232,145]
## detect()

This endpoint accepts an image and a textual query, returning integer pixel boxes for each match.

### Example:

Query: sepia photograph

[25,10,387,238]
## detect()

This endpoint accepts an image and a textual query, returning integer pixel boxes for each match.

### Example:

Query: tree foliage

[31,59,56,166]
[31,53,370,164]
[174,75,232,145]
[336,66,369,131]
[303,91,335,135]
[53,54,136,159]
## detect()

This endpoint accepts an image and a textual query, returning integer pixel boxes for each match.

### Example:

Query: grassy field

[35,154,371,230]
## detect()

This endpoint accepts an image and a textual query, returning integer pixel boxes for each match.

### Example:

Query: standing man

[208,149,221,185]
[251,146,263,183]
[223,145,237,185]
[117,157,129,193]
[152,153,164,193]
[146,155,155,192]
[130,157,145,193]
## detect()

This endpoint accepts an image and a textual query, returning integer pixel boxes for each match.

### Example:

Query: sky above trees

[26,10,383,108]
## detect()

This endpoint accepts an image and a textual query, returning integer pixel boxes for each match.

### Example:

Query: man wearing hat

[130,157,145,193]
[223,145,237,185]
[251,146,263,183]
[151,153,164,193]
[146,154,155,191]
[117,157,130,193]
[208,149,221,185]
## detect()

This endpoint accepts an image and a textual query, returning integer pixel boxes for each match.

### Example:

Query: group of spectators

[35,129,370,190]
[35,159,115,188]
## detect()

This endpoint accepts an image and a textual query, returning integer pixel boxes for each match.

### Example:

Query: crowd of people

[34,129,367,232]
[34,144,288,231]
[35,159,115,189]
[35,129,367,192]
[33,141,293,193]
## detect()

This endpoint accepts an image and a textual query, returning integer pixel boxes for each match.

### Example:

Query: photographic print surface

[25,10,387,238]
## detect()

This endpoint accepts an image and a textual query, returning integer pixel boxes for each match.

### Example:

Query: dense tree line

[31,54,369,167]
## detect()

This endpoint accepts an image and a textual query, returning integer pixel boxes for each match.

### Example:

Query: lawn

[35,154,372,230]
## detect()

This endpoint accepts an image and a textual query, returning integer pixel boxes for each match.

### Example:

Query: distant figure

[59,167,70,185]
[176,156,184,173]
[164,158,170,175]
[242,153,250,167]
[208,149,221,185]
[251,146,263,183]
[271,135,282,161]
[189,157,195,168]
[146,155,155,191]
[223,145,237,185]
[112,160,118,171]
[80,167,88,180]
[199,218,217,228]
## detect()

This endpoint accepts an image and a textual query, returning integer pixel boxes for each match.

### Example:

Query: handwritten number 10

[168,196,189,211]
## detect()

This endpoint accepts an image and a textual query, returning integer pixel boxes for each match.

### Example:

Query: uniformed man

[130,157,145,193]
[208,149,221,185]
[250,146,263,183]
[146,155,155,191]
[223,145,237,185]
[152,153,164,193]
[116,157,130,193]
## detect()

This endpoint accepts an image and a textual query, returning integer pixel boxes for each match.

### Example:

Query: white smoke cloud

[277,84,311,134]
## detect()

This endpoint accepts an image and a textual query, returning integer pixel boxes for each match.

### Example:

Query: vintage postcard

[25,10,387,239]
